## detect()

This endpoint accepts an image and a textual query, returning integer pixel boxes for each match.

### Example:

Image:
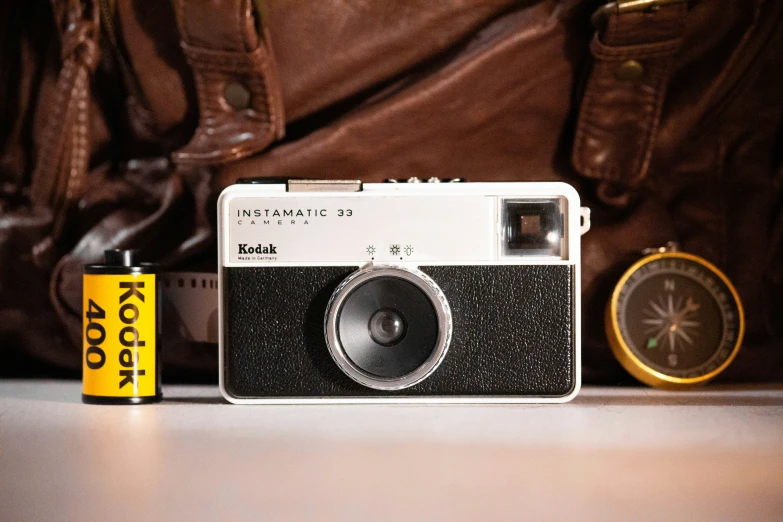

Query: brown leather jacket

[1,0,781,381]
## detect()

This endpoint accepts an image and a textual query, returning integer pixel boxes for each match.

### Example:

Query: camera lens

[368,308,407,346]
[339,278,436,378]
[325,267,452,390]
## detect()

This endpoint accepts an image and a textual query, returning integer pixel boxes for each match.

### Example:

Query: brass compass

[605,243,745,389]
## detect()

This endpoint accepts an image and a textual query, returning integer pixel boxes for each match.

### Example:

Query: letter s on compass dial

[605,252,744,390]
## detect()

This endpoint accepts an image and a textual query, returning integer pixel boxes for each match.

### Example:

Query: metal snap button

[224,82,251,110]
[615,60,645,82]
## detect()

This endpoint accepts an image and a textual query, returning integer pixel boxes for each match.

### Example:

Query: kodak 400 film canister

[82,249,162,404]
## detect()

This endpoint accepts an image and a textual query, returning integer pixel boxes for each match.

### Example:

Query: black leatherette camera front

[223,265,574,398]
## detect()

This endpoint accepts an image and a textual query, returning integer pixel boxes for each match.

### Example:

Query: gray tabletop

[1,380,782,521]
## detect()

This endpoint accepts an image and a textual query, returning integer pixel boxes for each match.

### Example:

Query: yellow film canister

[82,249,162,404]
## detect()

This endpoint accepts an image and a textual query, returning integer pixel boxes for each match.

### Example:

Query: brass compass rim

[606,251,745,390]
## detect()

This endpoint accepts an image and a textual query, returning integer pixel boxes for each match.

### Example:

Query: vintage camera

[218,179,589,403]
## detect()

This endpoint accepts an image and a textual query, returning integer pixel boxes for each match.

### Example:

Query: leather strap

[172,0,285,165]
[573,0,687,201]
[30,0,100,239]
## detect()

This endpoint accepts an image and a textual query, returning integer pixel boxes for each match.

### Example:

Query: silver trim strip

[287,180,362,192]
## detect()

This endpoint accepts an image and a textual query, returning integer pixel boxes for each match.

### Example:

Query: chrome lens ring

[325,266,452,391]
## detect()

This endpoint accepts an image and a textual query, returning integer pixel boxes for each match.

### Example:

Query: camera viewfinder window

[502,199,563,257]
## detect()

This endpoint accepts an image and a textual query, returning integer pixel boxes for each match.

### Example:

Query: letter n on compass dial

[606,252,745,388]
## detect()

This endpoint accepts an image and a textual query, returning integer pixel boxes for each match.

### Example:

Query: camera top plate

[218,181,583,267]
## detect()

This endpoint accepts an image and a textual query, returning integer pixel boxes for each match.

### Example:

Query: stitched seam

[182,43,268,73]
[591,37,682,59]
[634,58,674,180]
[233,0,245,51]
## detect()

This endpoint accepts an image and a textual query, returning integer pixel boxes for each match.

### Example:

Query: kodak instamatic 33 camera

[218,179,589,403]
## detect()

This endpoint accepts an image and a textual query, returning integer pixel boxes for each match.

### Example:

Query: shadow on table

[0,380,229,405]
[575,384,783,407]
[161,396,227,405]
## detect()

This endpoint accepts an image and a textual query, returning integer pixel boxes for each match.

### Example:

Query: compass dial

[606,252,744,389]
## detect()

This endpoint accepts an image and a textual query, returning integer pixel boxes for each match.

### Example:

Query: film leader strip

[161,272,218,344]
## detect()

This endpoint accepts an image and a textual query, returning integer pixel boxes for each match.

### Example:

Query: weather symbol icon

[390,245,401,255]
[366,245,376,256]
[404,245,414,256]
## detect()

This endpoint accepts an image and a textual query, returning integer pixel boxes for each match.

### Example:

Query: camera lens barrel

[325,266,452,391]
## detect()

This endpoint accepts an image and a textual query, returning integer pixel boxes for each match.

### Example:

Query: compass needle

[649,301,667,317]
[677,328,694,345]
[654,325,670,342]
[684,297,701,314]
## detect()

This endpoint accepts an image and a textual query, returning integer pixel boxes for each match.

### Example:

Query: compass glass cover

[615,256,742,379]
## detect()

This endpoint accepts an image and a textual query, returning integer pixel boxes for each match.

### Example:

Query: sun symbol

[390,245,401,255]
[366,245,376,256]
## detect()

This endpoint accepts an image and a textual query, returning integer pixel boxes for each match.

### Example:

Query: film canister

[82,249,162,404]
